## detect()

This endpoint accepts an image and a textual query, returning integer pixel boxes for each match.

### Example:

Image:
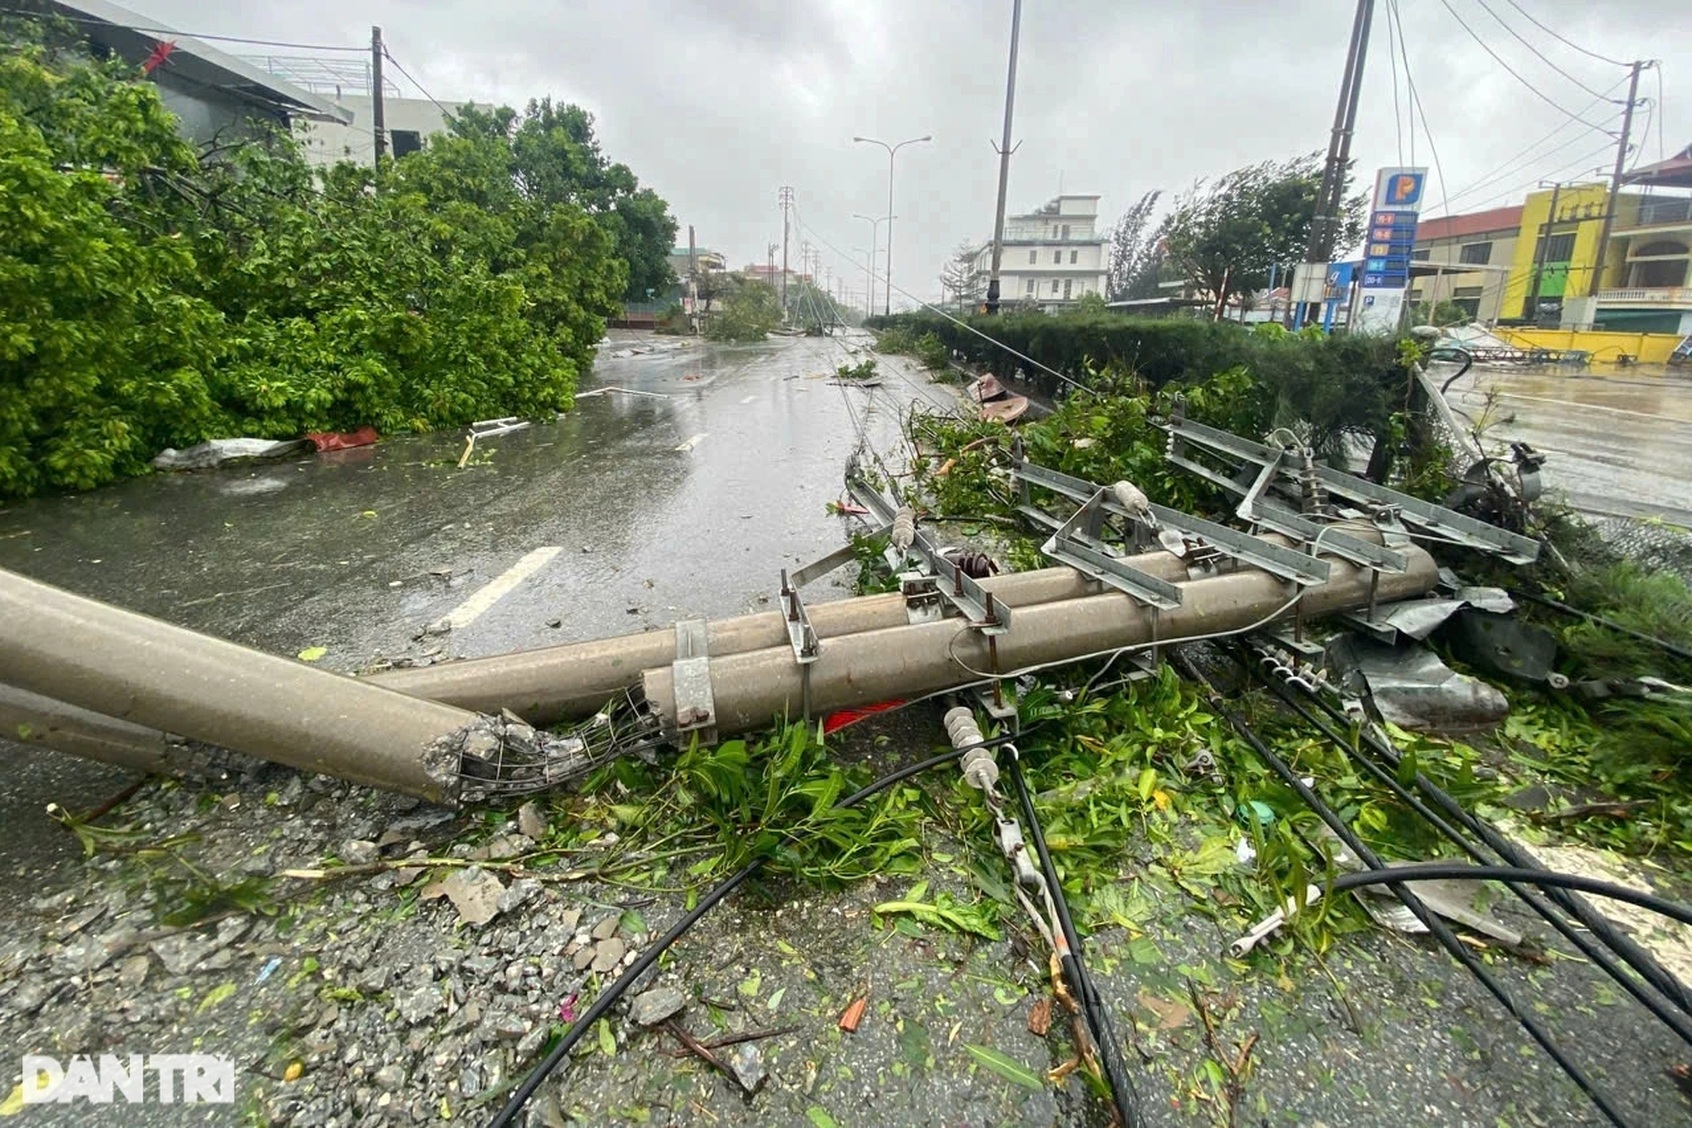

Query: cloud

[140,0,1688,306]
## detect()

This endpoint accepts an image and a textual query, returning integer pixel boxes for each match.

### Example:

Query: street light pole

[854,134,931,316]
[853,213,892,316]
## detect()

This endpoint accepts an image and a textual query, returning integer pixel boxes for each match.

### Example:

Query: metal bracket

[1042,490,1183,608]
[671,619,716,745]
[1016,460,1332,588]
[778,569,820,664]
[847,477,1010,634]
[1164,417,1540,564]
[899,572,946,624]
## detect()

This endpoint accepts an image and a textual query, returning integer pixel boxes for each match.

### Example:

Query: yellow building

[1499,184,1624,323]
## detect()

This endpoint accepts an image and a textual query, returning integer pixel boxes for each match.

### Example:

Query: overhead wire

[1385,2,1406,166]
[1434,0,1616,133]
[1441,139,1617,215]
[380,47,458,124]
[1470,0,1624,100]
[1432,76,1627,213]
[1501,0,1630,68]
[1390,0,1449,218]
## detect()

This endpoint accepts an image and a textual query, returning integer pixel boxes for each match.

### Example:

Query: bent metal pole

[644,546,1439,734]
[0,568,597,804]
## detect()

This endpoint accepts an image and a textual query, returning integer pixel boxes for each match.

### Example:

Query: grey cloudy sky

[145,0,1688,309]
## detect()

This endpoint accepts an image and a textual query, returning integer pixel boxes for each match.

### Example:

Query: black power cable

[488,739,1016,1126]
[1509,589,1692,663]
[1329,864,1692,927]
[1175,650,1632,1128]
[1250,659,1692,1047]
[1004,748,1141,1128]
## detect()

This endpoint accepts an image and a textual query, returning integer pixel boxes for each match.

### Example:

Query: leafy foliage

[705,279,781,342]
[1158,152,1365,320]
[0,20,659,498]
[1105,189,1164,301]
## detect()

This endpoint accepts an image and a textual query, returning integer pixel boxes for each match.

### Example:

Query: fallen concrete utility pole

[0,568,605,804]
[366,556,1195,724]
[645,547,1439,735]
[0,683,190,777]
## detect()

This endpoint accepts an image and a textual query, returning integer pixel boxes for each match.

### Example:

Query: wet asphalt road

[0,331,951,880]
[1440,360,1692,526]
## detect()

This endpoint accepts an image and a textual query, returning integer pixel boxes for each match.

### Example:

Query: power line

[0,8,364,52]
[1502,0,1630,68]
[381,48,457,123]
[1390,0,1447,218]
[1471,0,1620,100]
[1385,2,1406,166]
[1430,76,1626,213]
[1655,63,1666,163]
[1438,115,1618,211]
[1445,139,1615,214]
[1434,0,1615,132]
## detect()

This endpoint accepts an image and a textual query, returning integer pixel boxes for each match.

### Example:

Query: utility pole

[1585,60,1647,301]
[370,26,386,164]
[778,186,794,319]
[1294,0,1375,326]
[985,0,1022,314]
[687,224,699,334]
[766,242,778,289]
[1527,182,1564,324]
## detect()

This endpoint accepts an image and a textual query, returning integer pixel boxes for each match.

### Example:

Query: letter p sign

[1384,171,1425,207]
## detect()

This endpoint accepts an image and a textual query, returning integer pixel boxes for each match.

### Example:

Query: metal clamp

[778,569,820,664]
[847,476,1010,634]
[1042,489,1183,609]
[671,619,716,745]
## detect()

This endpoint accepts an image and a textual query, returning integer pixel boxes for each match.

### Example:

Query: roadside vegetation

[0,17,678,500]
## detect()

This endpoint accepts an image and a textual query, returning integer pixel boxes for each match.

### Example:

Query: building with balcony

[962,194,1108,309]
[1599,146,1692,335]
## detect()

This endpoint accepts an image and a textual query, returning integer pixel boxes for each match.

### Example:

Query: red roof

[1622,144,1692,189]
[1416,205,1523,242]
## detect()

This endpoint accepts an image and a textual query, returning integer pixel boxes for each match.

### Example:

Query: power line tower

[778,187,795,318]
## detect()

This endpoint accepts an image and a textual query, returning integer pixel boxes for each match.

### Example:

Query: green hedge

[867,310,1406,453]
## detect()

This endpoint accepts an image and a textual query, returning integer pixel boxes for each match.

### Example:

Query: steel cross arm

[1015,460,1332,587]
[1162,418,1540,564]
[845,477,1009,633]
[1042,490,1182,609]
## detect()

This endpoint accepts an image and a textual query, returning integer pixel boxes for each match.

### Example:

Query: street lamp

[853,213,892,316]
[853,134,931,315]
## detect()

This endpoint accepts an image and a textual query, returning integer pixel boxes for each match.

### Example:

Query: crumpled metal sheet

[1364,585,1516,641]
[1355,871,1527,949]
[1327,635,1510,734]
[151,438,311,471]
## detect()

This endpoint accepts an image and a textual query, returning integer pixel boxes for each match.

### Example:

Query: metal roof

[35,0,353,124]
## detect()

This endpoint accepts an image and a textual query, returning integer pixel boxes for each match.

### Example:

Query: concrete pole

[0,683,181,777]
[370,555,1190,723]
[645,547,1437,735]
[0,568,534,802]
[370,26,386,164]
[985,0,1022,315]
[1585,61,1645,302]
[1296,0,1374,326]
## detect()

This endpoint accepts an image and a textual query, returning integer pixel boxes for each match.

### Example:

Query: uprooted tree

[1159,153,1365,320]
[1105,190,1164,302]
[0,17,672,500]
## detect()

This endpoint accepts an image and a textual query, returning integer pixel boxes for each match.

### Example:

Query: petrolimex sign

[1356,166,1427,333]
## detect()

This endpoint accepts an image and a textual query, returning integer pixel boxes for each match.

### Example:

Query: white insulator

[944,706,998,791]
[891,507,917,553]
[1110,480,1153,524]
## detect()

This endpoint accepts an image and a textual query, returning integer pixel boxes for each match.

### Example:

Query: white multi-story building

[965,194,1108,309]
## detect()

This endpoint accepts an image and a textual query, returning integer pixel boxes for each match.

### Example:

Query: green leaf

[805,1108,839,1128]
[963,1044,1043,1091]
[596,1018,616,1057]
[296,646,328,662]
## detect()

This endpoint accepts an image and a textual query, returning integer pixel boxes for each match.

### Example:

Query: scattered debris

[420,868,505,926]
[150,438,310,471]
[1328,635,1510,733]
[837,994,868,1033]
[305,426,379,452]
[630,986,687,1027]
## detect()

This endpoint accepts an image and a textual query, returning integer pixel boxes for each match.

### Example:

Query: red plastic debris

[141,40,177,74]
[305,427,379,452]
[822,701,905,735]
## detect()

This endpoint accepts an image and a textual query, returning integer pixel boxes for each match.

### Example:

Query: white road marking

[442,547,561,629]
[674,433,709,452]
